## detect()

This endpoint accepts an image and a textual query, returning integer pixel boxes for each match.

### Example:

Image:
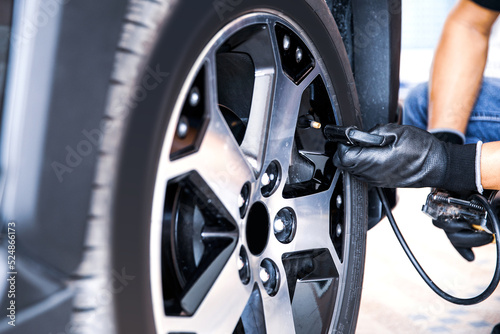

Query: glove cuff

[475,141,484,194]
[440,143,476,192]
[430,129,465,145]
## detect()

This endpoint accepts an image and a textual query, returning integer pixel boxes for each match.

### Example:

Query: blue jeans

[403,77,500,144]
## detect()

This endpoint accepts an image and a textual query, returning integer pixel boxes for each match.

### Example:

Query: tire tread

[68,1,173,333]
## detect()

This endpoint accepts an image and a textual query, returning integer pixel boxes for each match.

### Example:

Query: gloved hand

[432,217,493,261]
[333,124,478,193]
[429,129,490,261]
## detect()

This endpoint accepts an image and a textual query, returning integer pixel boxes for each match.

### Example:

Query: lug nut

[238,247,250,285]
[177,116,189,139]
[260,259,279,296]
[262,172,275,186]
[239,182,251,218]
[336,195,342,209]
[189,86,200,107]
[259,267,270,283]
[274,207,296,244]
[274,218,285,232]
[295,47,303,63]
[283,34,291,51]
[237,256,245,270]
[261,173,270,186]
[238,194,245,208]
[261,161,281,197]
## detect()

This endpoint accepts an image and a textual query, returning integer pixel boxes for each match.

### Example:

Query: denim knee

[400,78,500,143]
[403,82,429,130]
[466,77,500,143]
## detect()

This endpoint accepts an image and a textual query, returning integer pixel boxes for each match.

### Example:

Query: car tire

[69,0,368,333]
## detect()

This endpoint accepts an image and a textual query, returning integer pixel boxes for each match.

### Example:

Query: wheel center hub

[246,202,270,255]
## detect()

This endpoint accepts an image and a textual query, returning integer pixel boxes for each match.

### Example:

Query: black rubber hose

[376,188,500,305]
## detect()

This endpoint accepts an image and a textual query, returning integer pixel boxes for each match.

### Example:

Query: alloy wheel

[150,11,354,333]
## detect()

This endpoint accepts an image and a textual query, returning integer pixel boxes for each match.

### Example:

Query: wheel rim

[150,11,354,333]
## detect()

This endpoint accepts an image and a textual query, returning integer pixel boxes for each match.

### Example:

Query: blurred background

[358,1,500,333]
[399,0,500,99]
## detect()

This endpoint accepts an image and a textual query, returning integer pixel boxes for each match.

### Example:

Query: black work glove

[429,130,491,261]
[432,217,493,261]
[333,124,477,193]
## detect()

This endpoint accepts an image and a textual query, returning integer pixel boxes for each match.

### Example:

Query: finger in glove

[446,230,494,248]
[454,247,475,262]
[432,219,476,233]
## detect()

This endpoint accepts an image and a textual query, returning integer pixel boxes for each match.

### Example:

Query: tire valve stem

[297,114,321,129]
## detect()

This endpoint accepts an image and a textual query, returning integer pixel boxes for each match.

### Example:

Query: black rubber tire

[71,0,368,333]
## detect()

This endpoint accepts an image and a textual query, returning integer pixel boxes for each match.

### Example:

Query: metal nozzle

[310,121,321,129]
[297,115,321,129]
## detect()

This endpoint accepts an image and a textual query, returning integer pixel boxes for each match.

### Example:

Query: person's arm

[429,0,499,133]
[481,142,500,189]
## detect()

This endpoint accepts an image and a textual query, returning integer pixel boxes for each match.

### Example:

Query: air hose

[376,188,500,305]
[319,124,500,304]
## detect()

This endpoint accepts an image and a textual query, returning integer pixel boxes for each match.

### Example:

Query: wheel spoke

[287,195,343,273]
[239,69,274,171]
[287,191,332,249]
[262,277,296,333]
[281,171,344,272]
[266,22,321,162]
[225,26,277,173]
[264,66,321,173]
[162,248,253,333]
[179,241,237,315]
[167,100,255,221]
